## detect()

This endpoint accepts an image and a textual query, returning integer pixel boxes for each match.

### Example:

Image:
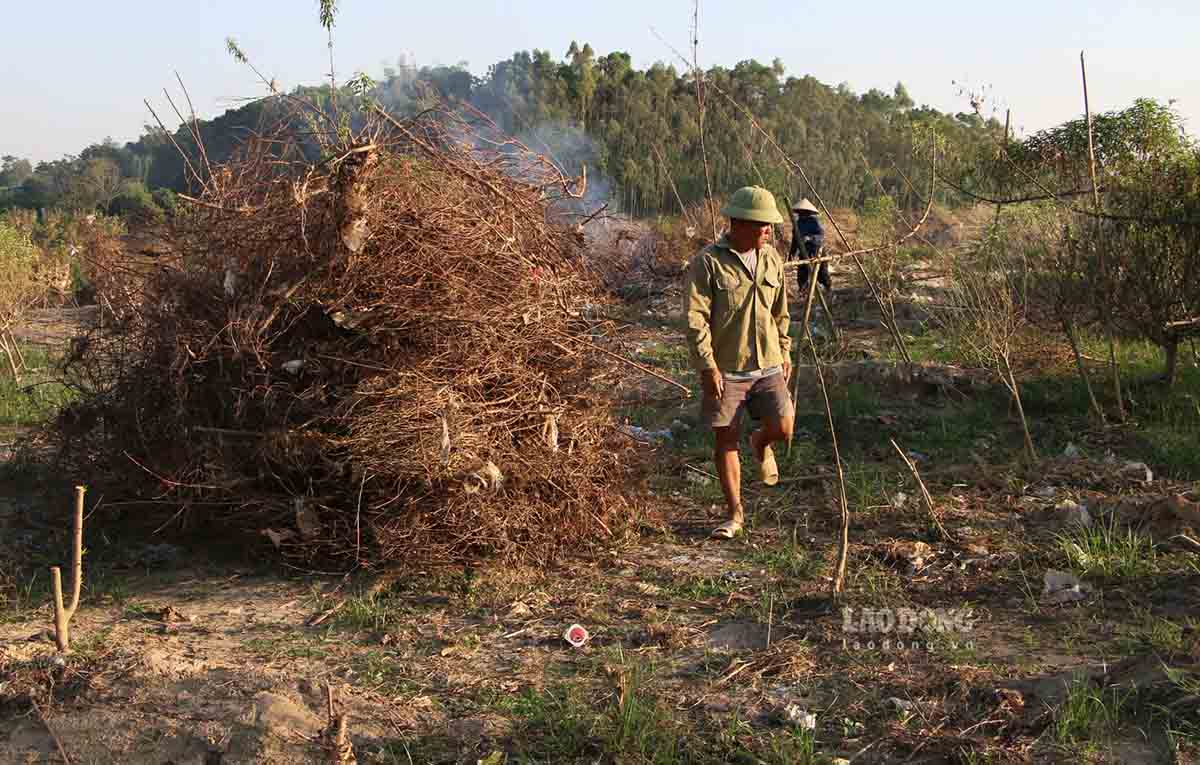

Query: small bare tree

[50,486,87,652]
[0,220,44,380]
[935,230,1037,462]
[1094,156,1200,387]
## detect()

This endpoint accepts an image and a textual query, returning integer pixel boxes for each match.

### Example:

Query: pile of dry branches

[49,102,647,567]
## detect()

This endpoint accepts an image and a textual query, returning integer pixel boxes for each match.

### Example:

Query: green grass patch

[668,574,740,601]
[1054,335,1200,478]
[846,560,908,605]
[746,534,824,580]
[1157,666,1200,753]
[350,649,424,697]
[328,573,468,632]
[0,345,75,428]
[1053,675,1136,746]
[903,397,1005,462]
[1114,612,1189,656]
[1055,515,1158,580]
[899,330,961,365]
[500,655,685,764]
[498,684,600,762]
[244,633,330,661]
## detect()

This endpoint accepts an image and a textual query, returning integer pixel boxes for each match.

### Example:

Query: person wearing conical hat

[683,186,794,539]
[789,198,830,297]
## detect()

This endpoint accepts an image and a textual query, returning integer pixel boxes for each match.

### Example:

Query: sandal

[712,517,744,539]
[760,444,779,487]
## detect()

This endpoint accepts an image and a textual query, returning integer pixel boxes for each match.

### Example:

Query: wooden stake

[325,682,357,765]
[51,486,86,652]
[766,592,774,649]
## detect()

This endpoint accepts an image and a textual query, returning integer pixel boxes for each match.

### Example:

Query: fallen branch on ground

[890,440,953,542]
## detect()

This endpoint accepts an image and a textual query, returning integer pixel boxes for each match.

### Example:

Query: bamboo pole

[993,109,1011,229]
[692,1,718,241]
[811,334,850,596]
[1081,52,1125,422]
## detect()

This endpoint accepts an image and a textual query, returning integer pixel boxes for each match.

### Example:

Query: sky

[3,0,1198,164]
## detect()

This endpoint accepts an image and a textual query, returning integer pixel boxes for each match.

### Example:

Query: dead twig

[307,599,346,627]
[549,329,691,396]
[890,440,953,542]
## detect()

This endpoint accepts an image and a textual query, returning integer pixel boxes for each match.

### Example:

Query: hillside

[1,45,1000,220]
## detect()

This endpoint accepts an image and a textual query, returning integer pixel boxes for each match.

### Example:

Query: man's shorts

[702,372,794,429]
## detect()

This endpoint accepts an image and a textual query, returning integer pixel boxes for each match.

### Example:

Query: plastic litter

[619,425,673,444]
[781,704,817,730]
[1121,461,1154,483]
[1042,569,1092,604]
[563,623,590,647]
[1055,499,1092,528]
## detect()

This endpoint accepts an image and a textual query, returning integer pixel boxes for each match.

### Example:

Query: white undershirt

[733,247,757,278]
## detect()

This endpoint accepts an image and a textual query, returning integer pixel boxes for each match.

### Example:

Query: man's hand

[782,362,791,386]
[701,368,724,400]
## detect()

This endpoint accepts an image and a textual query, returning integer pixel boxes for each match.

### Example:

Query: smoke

[367,61,621,224]
[513,121,613,215]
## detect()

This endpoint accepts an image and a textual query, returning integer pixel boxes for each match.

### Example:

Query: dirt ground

[2,251,1198,764]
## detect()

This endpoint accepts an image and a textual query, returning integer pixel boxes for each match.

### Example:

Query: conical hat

[792,198,819,214]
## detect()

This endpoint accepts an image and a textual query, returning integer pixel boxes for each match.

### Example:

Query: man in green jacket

[684,186,794,539]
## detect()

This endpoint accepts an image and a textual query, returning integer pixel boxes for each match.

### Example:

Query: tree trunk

[1164,338,1179,389]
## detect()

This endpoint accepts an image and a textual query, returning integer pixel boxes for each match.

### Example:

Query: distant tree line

[0,43,1084,223]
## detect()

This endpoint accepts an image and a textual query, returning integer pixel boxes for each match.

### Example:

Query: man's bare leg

[750,416,794,486]
[750,416,794,459]
[712,425,744,537]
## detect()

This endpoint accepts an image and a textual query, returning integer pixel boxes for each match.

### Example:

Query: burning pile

[51,105,647,566]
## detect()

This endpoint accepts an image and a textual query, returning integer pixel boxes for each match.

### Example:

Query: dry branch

[889,439,952,542]
[324,683,356,765]
[51,90,648,569]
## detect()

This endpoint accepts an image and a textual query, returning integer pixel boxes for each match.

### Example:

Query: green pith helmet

[720,185,785,224]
